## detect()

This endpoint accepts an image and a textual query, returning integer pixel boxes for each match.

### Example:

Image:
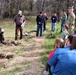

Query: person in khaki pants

[14,10,25,40]
[67,6,75,34]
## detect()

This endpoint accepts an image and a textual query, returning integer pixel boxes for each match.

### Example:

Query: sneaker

[43,70,49,75]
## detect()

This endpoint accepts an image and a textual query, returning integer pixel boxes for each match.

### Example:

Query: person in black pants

[36,12,43,37]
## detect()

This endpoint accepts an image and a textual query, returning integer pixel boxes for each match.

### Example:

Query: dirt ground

[0,36,46,75]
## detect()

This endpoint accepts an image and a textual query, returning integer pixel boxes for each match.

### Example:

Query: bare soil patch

[0,37,45,75]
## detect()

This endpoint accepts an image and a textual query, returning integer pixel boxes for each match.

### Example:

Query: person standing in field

[67,6,75,34]
[60,11,67,33]
[36,12,43,37]
[14,10,25,40]
[51,13,58,32]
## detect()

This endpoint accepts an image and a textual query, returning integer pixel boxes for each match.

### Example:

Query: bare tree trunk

[41,0,46,12]
[0,0,5,20]
[36,0,42,14]
[67,0,70,17]
[56,0,61,22]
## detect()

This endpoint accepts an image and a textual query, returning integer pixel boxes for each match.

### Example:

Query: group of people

[61,6,75,35]
[60,6,75,42]
[0,10,26,44]
[0,5,75,43]
[36,6,75,38]
[36,11,58,37]
[43,35,76,75]
[13,10,58,38]
[0,5,76,75]
[14,11,48,40]
[43,7,76,75]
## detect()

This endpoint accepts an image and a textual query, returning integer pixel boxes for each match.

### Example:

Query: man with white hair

[67,6,75,34]
[14,10,25,40]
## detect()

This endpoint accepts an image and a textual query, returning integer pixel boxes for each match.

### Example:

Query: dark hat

[39,11,42,14]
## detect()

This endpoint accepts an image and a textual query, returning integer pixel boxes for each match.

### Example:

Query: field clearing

[0,17,60,75]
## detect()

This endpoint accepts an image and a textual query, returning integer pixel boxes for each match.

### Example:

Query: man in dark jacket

[14,10,23,40]
[51,13,58,32]
[36,12,43,37]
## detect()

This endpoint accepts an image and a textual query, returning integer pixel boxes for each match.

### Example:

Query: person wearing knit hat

[36,11,43,37]
[14,10,25,40]
[67,6,75,34]
[60,11,67,33]
[18,10,22,15]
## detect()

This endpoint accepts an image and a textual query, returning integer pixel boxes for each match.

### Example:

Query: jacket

[36,15,43,25]
[48,46,76,75]
[61,15,67,22]
[51,16,58,23]
[14,14,22,26]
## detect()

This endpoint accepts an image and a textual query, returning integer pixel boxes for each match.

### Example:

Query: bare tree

[0,0,76,20]
[36,0,43,13]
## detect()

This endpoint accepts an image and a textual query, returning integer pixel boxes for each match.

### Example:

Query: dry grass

[0,18,46,75]
[0,17,60,75]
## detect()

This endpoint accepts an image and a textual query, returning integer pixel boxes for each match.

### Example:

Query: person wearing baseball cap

[14,10,23,40]
[18,10,22,15]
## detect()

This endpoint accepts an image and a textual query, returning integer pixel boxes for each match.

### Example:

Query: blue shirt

[48,46,76,75]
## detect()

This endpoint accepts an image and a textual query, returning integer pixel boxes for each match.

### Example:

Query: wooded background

[0,0,76,21]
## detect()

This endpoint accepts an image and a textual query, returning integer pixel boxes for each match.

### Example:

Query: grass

[0,16,61,75]
[41,22,61,64]
[0,17,37,75]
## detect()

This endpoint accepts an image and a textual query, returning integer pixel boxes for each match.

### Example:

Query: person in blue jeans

[47,35,76,75]
[60,11,67,33]
[51,13,58,31]
[36,12,43,37]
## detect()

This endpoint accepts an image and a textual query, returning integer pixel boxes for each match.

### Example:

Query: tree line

[0,0,76,20]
